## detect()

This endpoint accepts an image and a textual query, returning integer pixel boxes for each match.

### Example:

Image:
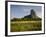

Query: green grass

[10,21,42,32]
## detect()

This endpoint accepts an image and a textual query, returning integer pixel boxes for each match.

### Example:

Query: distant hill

[24,9,39,18]
[11,9,41,21]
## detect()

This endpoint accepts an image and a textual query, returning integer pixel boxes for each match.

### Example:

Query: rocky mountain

[24,9,40,18]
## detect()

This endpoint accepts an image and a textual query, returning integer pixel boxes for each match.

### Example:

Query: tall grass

[10,21,42,32]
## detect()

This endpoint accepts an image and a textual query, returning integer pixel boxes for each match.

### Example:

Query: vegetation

[11,18,41,21]
[11,21,42,32]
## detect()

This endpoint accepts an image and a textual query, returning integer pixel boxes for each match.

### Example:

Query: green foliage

[11,18,42,21]
[10,21,42,32]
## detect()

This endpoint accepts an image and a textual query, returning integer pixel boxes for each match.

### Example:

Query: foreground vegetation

[10,21,42,32]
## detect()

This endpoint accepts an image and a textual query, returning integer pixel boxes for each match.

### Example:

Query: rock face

[24,9,37,18]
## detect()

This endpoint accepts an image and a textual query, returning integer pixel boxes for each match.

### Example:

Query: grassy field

[10,21,42,32]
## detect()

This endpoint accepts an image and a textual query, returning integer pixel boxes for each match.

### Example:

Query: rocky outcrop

[24,9,38,18]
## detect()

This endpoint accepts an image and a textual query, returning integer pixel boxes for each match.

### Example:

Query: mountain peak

[24,9,37,18]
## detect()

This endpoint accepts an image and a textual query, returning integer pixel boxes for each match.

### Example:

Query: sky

[10,5,42,19]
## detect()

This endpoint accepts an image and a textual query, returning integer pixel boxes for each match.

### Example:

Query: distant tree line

[11,18,42,21]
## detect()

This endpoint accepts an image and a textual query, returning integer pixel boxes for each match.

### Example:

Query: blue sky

[10,5,42,19]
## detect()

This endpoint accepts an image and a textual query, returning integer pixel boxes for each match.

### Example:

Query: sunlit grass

[10,21,42,32]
